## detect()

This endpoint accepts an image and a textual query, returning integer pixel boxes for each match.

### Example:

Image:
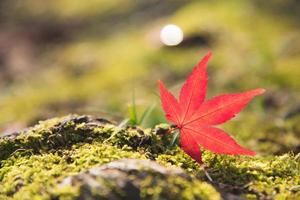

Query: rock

[58,159,202,200]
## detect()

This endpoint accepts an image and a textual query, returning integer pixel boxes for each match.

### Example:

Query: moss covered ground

[0,1,299,162]
[0,115,299,199]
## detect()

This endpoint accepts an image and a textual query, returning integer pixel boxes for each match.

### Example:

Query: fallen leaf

[158,52,265,163]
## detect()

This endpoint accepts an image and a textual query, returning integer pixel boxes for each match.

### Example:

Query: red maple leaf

[158,52,265,163]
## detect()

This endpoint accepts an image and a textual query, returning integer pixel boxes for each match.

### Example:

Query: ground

[0,115,299,199]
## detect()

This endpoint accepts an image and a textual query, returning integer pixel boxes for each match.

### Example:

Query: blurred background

[0,0,299,155]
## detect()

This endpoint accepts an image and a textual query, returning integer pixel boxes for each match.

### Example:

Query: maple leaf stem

[170,130,180,147]
[201,165,213,182]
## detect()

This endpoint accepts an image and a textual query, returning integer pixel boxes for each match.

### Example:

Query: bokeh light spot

[160,24,183,46]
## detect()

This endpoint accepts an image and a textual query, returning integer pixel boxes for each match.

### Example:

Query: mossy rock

[0,115,299,199]
[57,159,219,200]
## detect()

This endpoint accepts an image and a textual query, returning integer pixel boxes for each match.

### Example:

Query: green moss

[0,115,166,162]
[158,150,300,199]
[0,143,144,199]
[138,176,220,200]
[202,152,300,199]
[0,115,219,199]
[0,115,299,199]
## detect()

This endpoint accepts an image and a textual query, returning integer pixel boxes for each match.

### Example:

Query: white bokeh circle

[160,24,183,46]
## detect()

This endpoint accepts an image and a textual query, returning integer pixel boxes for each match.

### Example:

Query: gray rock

[59,159,190,200]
